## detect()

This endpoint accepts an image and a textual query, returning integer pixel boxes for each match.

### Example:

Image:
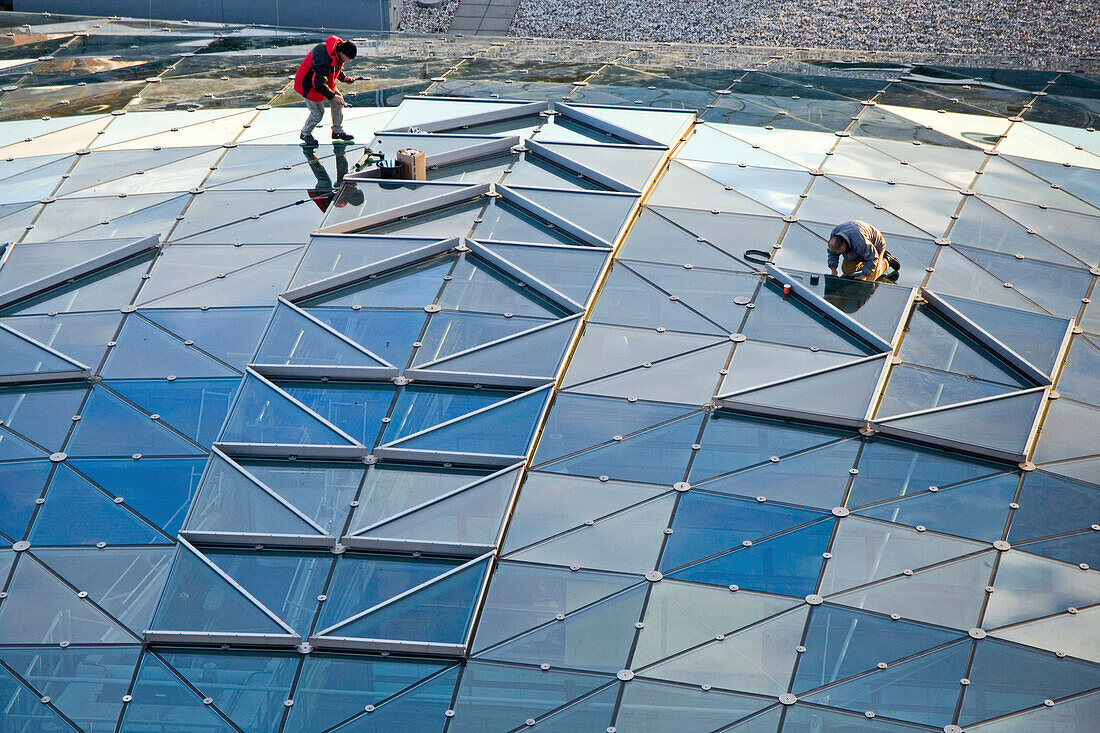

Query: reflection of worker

[827,220,900,282]
[304,146,364,212]
[823,275,875,314]
[294,36,361,145]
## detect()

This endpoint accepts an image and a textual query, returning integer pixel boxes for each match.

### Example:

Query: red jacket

[294,36,350,102]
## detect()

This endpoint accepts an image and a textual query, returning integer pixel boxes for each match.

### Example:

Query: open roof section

[0,10,1096,733]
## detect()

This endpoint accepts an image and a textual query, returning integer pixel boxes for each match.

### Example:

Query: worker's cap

[336,41,357,59]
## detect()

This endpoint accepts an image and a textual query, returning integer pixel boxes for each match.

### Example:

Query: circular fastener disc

[1044,699,1055,707]
[832,507,850,517]
[49,452,66,463]
[645,571,664,583]
[993,540,1012,552]
[783,215,798,223]
[729,333,747,342]
[540,663,551,670]
[733,296,752,306]
[673,481,691,492]
[12,540,30,552]
[865,711,876,718]
[934,238,951,246]
[778,693,797,705]
[877,662,888,669]
[960,678,971,686]
[945,726,964,733]
[424,304,441,313]
[616,669,635,681]
[968,628,987,639]
[849,468,859,475]
[796,645,806,653]
[526,719,536,726]
[805,594,824,606]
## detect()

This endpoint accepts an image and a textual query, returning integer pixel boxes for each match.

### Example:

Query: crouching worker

[827,220,901,282]
[296,36,359,145]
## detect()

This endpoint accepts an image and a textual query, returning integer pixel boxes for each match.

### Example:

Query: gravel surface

[398,0,461,34]
[509,0,1099,57]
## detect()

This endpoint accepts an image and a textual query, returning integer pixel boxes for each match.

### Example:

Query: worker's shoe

[332,131,355,142]
[300,132,319,146]
[885,252,901,272]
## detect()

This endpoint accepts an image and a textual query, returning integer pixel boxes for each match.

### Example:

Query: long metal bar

[380,99,547,134]
[714,398,867,431]
[313,184,489,235]
[307,636,466,656]
[414,313,582,370]
[719,353,887,399]
[554,102,667,146]
[143,631,302,647]
[496,184,619,248]
[403,369,550,389]
[525,138,636,193]
[466,238,584,312]
[277,296,397,367]
[250,364,400,381]
[340,536,495,557]
[863,287,919,422]
[179,531,335,550]
[372,446,525,468]
[215,442,369,460]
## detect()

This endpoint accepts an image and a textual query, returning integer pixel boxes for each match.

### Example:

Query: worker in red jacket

[294,36,359,145]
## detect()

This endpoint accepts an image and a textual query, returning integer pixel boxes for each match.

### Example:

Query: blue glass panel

[330,667,458,733]
[877,364,1017,417]
[0,384,86,451]
[621,262,758,335]
[782,705,926,731]
[533,395,694,466]
[108,378,237,448]
[955,244,1093,318]
[327,557,490,644]
[143,307,272,371]
[68,457,205,537]
[282,655,451,733]
[1057,336,1100,405]
[150,546,290,636]
[101,315,239,379]
[849,440,1004,507]
[159,649,298,733]
[803,641,971,726]
[29,466,168,546]
[539,413,704,485]
[0,460,50,539]
[881,390,1044,456]
[2,253,153,317]
[316,554,463,632]
[0,312,122,373]
[478,242,607,305]
[938,294,1069,377]
[381,384,518,443]
[119,653,236,733]
[390,388,550,457]
[897,308,1030,388]
[524,683,618,730]
[0,645,139,733]
[588,265,726,335]
[254,304,388,367]
[438,255,567,318]
[690,413,846,483]
[220,375,357,447]
[1014,533,1098,568]
[616,679,773,732]
[0,326,84,376]
[661,492,827,572]
[414,311,549,366]
[66,386,205,457]
[478,584,645,672]
[278,381,394,447]
[306,308,426,369]
[959,640,1100,725]
[0,425,48,462]
[984,550,1100,628]
[423,316,577,378]
[448,662,610,733]
[240,460,364,536]
[472,199,589,247]
[793,605,962,692]
[669,518,834,596]
[857,474,1019,541]
[742,284,877,355]
[0,663,72,732]
[204,549,329,635]
[302,254,454,309]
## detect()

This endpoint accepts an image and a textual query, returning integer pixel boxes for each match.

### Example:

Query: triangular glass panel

[472,562,641,652]
[694,439,858,509]
[954,244,1094,319]
[794,604,963,692]
[848,439,1006,507]
[679,123,805,170]
[29,465,168,546]
[421,317,577,379]
[100,315,239,379]
[0,311,123,370]
[220,374,358,447]
[468,198,586,247]
[477,241,607,304]
[648,162,778,217]
[0,554,132,643]
[691,411,848,482]
[186,453,323,537]
[588,265,726,335]
[623,262,758,333]
[69,457,206,538]
[328,667,459,733]
[1032,398,1100,464]
[803,640,971,727]
[66,386,205,457]
[680,161,809,216]
[926,245,1040,314]
[0,325,86,378]
[829,552,995,630]
[33,546,173,635]
[524,683,618,730]
[898,307,1033,388]
[503,186,638,245]
[27,193,189,244]
[502,471,668,552]
[740,286,877,356]
[959,639,1100,725]
[573,342,731,405]
[136,249,302,309]
[157,648,298,733]
[478,585,646,672]
[289,235,443,291]
[0,663,78,731]
[787,269,913,344]
[1010,154,1100,210]
[447,661,610,733]
[203,549,330,635]
[1010,471,1097,542]
[725,355,887,420]
[856,473,1019,542]
[878,364,1022,417]
[150,544,292,636]
[991,606,1099,664]
[0,645,140,733]
[505,150,614,192]
[283,655,453,733]
[820,517,988,595]
[0,383,87,451]
[535,143,666,191]
[0,237,150,298]
[360,468,519,546]
[385,388,551,458]
[973,155,1099,215]
[831,177,960,236]
[119,653,236,733]
[797,178,928,238]
[640,607,808,694]
[0,251,154,318]
[983,550,1100,629]
[0,460,51,539]
[824,137,957,189]
[509,494,675,574]
[879,390,1044,457]
[669,518,835,596]
[1014,533,1097,568]
[1056,336,1100,405]
[561,105,692,146]
[437,253,568,318]
[135,244,304,305]
[346,463,486,535]
[722,341,861,395]
[632,582,799,668]
[321,182,478,230]
[322,556,490,644]
[654,207,786,270]
[619,208,750,271]
[780,705,924,732]
[142,307,271,371]
[254,303,388,368]
[300,253,455,309]
[948,196,1083,268]
[980,195,1099,266]
[412,311,553,367]
[564,324,725,388]
[305,308,425,369]
[539,413,703,486]
[106,378,237,449]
